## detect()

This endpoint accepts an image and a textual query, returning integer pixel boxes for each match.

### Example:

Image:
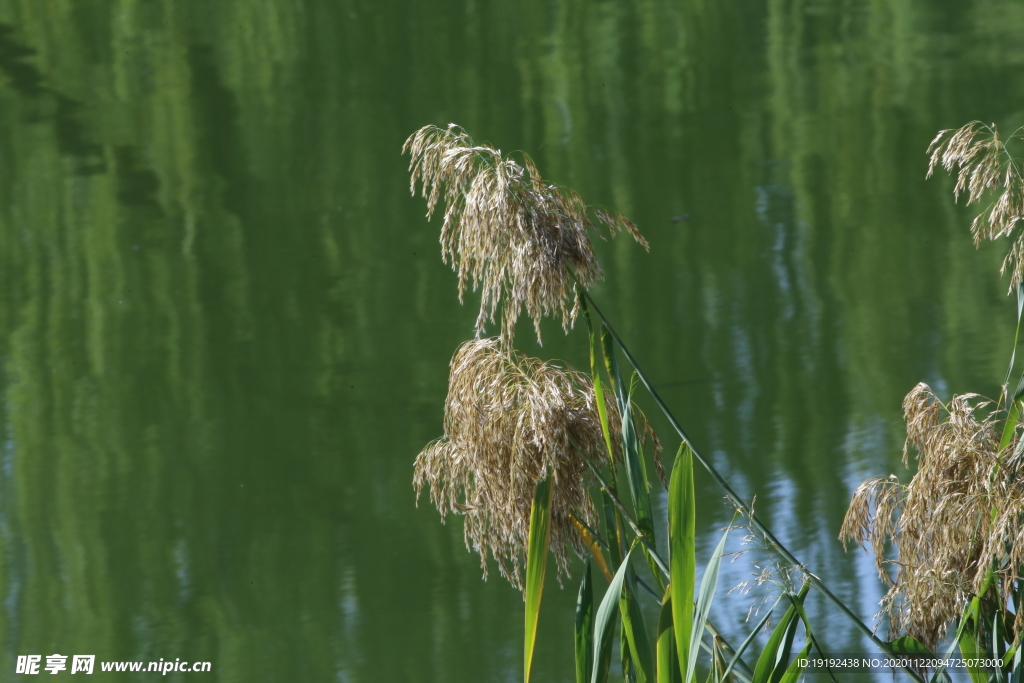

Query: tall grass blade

[657,592,682,683]
[622,377,656,539]
[991,605,1007,683]
[930,604,974,683]
[602,490,624,568]
[705,640,724,683]
[602,328,655,541]
[1010,638,1022,683]
[685,514,737,683]
[576,561,595,683]
[751,585,808,683]
[592,546,636,683]
[524,476,553,683]
[1000,397,1024,453]
[998,374,1024,454]
[956,597,988,683]
[594,617,615,683]
[594,371,616,464]
[619,373,661,587]
[601,324,617,395]
[669,443,697,680]
[888,636,932,656]
[621,567,655,682]
[622,620,636,683]
[580,293,617,463]
[777,643,810,683]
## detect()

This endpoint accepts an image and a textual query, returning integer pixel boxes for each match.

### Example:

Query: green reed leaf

[1000,398,1023,454]
[889,636,932,657]
[657,591,682,683]
[990,603,1007,683]
[601,489,625,569]
[957,597,988,683]
[604,335,655,542]
[931,598,978,683]
[601,324,617,395]
[592,546,636,683]
[625,376,656,539]
[524,476,553,683]
[576,561,595,683]
[777,643,810,683]
[751,584,808,683]
[594,371,616,465]
[621,566,655,682]
[581,293,616,465]
[686,514,737,683]
[621,620,634,683]
[669,443,696,680]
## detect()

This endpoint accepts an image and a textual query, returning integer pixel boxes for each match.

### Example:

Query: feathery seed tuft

[413,338,628,589]
[403,124,647,343]
[840,382,1024,650]
[927,122,1024,289]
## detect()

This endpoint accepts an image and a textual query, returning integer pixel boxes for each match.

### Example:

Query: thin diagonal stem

[580,290,923,683]
[573,443,668,576]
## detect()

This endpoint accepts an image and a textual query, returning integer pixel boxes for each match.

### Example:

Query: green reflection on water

[0,1,1022,681]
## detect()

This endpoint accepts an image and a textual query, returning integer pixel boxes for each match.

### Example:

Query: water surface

[1,1,1023,680]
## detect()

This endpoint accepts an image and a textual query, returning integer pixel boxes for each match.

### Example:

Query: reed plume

[403,123,647,343]
[928,121,1024,288]
[414,338,628,589]
[840,382,1024,650]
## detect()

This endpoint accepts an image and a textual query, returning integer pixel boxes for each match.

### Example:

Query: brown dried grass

[403,124,647,344]
[928,121,1024,289]
[413,338,627,589]
[841,382,1024,650]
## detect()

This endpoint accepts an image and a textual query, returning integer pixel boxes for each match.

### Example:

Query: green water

[1,1,1023,680]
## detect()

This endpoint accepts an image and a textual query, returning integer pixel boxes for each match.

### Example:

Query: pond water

[1,1,1023,681]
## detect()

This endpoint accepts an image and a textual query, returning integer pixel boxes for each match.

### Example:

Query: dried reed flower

[729,496,809,623]
[840,382,1024,650]
[403,124,648,343]
[413,338,627,589]
[928,121,1024,288]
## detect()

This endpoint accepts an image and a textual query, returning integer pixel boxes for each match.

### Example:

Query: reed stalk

[405,122,919,682]
[841,122,1024,677]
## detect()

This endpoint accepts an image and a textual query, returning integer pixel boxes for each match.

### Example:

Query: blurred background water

[1,1,1024,680]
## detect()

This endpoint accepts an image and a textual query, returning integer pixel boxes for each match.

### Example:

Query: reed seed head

[840,382,1024,650]
[413,338,623,589]
[928,121,1024,289]
[403,124,647,344]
